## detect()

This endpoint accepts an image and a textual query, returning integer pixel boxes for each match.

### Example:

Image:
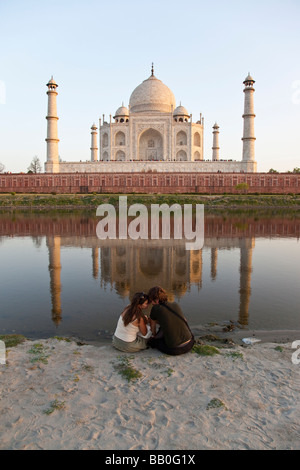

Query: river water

[0,210,299,342]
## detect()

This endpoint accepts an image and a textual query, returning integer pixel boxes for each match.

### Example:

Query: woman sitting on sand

[112,292,151,353]
[147,286,194,356]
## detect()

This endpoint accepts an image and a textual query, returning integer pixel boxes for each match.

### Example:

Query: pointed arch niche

[138,128,163,161]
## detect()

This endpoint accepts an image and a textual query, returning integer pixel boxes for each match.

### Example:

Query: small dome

[129,74,176,114]
[114,105,129,118]
[244,73,255,84]
[173,105,189,117]
[47,76,58,87]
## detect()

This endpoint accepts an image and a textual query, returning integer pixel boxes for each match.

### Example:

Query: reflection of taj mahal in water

[47,236,254,328]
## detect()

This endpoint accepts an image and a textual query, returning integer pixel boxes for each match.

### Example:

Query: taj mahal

[44,65,257,174]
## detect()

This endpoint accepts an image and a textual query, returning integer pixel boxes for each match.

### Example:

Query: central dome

[129,74,176,114]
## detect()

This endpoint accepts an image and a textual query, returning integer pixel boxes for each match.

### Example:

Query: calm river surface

[0,210,299,342]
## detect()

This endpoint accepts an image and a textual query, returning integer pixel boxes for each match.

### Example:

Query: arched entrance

[138,128,163,161]
[176,150,187,161]
[139,248,163,276]
[115,150,125,161]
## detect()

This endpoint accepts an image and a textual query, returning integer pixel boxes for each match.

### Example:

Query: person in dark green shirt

[147,286,194,356]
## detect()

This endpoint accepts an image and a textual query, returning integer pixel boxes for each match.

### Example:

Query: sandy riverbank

[1,332,300,450]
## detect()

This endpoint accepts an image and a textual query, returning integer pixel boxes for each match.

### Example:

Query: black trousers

[148,336,194,356]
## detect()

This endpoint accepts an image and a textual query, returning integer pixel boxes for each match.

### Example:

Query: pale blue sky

[0,0,299,173]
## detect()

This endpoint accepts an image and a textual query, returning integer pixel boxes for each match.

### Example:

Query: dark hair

[122,292,149,327]
[148,286,168,304]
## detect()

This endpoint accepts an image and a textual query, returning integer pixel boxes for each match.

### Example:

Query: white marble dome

[129,74,176,114]
[114,105,129,119]
[114,105,129,116]
[173,105,189,116]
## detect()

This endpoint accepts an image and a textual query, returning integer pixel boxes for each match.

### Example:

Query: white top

[114,315,139,342]
[129,75,176,114]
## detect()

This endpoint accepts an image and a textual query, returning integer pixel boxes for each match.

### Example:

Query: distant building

[45,67,257,173]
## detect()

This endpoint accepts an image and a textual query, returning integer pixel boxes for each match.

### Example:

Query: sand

[1,333,300,450]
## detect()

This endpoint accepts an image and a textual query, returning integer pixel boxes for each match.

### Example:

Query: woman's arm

[150,319,157,336]
[138,316,148,336]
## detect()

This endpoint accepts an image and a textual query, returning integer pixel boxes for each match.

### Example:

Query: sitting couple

[112,286,194,356]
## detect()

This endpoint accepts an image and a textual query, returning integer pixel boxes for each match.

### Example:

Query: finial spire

[151,63,154,76]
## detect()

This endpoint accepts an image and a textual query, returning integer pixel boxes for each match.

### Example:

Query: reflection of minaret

[211,247,218,280]
[238,239,254,325]
[47,236,62,326]
[189,249,203,289]
[92,247,99,279]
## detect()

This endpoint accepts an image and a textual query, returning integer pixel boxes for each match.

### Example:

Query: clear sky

[0,0,299,173]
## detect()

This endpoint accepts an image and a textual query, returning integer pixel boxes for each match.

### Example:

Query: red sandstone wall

[0,172,299,194]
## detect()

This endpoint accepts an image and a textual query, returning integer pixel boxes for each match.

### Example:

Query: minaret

[45,77,59,173]
[90,123,98,162]
[212,123,220,161]
[242,73,256,162]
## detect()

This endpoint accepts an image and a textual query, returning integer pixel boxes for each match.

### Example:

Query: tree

[28,156,42,173]
[235,182,249,194]
[268,168,279,173]
[0,162,5,173]
[293,167,300,173]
